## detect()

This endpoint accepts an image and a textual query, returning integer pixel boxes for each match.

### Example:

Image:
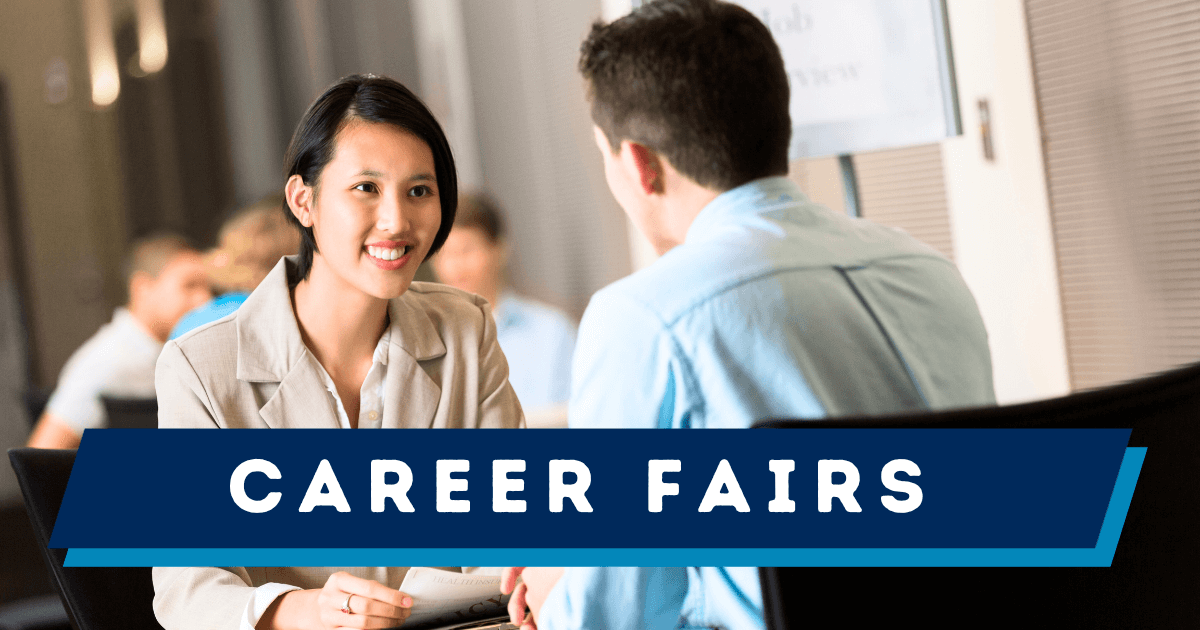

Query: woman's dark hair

[283,74,457,282]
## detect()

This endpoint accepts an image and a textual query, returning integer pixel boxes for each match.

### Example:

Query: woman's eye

[409,185,434,198]
[353,182,378,193]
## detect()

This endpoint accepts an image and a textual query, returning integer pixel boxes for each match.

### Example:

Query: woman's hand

[259,572,413,630]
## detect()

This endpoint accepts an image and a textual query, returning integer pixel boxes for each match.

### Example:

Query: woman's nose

[376,194,408,233]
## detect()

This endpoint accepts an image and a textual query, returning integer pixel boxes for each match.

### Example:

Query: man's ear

[622,141,664,196]
[285,174,315,228]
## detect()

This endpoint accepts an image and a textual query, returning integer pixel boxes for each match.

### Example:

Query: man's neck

[652,177,723,256]
[126,302,169,343]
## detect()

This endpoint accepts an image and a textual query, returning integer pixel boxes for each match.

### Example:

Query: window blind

[1026,0,1200,389]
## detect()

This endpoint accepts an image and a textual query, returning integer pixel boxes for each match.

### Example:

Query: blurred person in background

[431,193,576,424]
[170,194,301,339]
[26,234,209,449]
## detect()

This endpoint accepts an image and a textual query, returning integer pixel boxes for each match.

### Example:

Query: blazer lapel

[381,293,447,429]
[380,352,442,429]
[259,357,340,429]
[236,257,339,429]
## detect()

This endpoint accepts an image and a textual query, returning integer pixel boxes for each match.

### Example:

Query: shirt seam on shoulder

[658,252,953,326]
[608,291,705,419]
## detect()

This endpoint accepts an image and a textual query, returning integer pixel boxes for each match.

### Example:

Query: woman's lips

[365,244,411,270]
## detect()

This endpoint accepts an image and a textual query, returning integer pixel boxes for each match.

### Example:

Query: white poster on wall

[732,0,961,158]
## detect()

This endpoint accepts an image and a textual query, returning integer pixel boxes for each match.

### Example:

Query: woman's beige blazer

[152,257,523,630]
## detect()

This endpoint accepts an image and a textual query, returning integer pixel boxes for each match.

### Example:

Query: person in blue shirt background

[502,0,995,628]
[170,194,300,340]
[431,193,576,425]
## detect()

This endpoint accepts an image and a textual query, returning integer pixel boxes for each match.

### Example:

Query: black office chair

[755,360,1200,629]
[99,397,158,429]
[8,448,164,630]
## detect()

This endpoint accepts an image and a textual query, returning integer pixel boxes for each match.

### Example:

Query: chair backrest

[100,397,158,429]
[7,448,164,630]
[755,359,1200,629]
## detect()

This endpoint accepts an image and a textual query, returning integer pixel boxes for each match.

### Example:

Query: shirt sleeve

[568,289,700,429]
[45,343,113,433]
[240,583,301,630]
[152,566,261,630]
[153,347,263,630]
[47,331,139,434]
[538,567,688,630]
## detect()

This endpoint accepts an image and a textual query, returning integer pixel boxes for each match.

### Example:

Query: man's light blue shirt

[493,292,576,411]
[544,177,995,630]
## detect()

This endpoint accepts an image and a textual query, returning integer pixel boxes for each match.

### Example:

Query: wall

[461,0,632,316]
[940,0,1070,403]
[0,0,130,502]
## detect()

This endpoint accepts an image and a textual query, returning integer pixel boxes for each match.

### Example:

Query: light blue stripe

[1095,446,1145,565]
[65,448,1145,568]
[57,547,1120,568]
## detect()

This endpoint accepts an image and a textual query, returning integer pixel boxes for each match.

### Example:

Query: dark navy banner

[51,429,1143,567]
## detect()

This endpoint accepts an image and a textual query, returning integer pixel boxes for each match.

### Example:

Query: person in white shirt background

[26,233,209,449]
[431,193,576,426]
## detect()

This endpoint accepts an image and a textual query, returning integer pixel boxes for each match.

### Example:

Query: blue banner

[52,428,1142,567]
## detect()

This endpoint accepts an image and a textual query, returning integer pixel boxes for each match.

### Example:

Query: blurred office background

[0,0,1197,609]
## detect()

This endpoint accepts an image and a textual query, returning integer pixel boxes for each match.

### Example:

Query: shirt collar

[685,176,807,245]
[373,327,391,366]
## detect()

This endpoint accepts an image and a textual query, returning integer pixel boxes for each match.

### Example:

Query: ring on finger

[341,593,354,615]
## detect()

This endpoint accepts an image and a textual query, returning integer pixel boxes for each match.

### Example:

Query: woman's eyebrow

[353,170,434,183]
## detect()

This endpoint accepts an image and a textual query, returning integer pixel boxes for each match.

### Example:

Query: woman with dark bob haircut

[152,74,524,630]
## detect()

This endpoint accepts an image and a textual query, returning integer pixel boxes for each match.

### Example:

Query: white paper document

[398,567,513,629]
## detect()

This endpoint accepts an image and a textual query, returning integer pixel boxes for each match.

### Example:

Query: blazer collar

[235,258,308,383]
[236,258,448,381]
[236,257,448,429]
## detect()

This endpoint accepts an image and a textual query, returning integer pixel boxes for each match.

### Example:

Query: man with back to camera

[27,233,209,449]
[502,1,996,628]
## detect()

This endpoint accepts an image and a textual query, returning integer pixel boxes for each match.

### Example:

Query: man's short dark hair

[123,233,197,284]
[579,0,791,191]
[453,193,506,243]
[120,232,197,302]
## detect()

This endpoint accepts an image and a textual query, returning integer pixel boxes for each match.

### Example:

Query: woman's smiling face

[288,120,442,300]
